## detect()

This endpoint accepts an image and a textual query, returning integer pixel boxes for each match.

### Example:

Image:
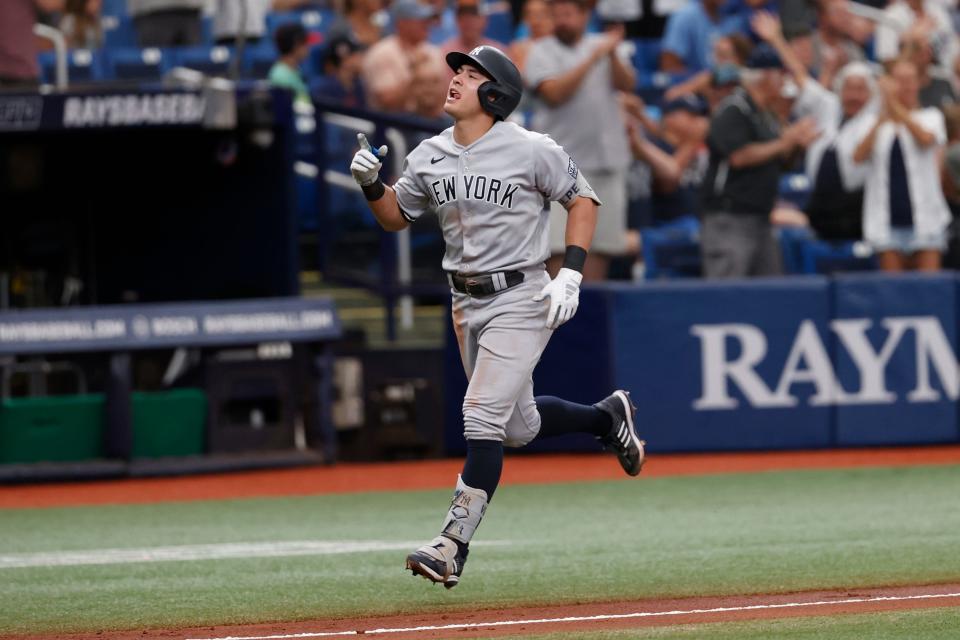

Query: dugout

[0,87,346,479]
[0,86,299,307]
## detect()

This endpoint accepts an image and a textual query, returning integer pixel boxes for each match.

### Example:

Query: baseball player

[349,45,645,589]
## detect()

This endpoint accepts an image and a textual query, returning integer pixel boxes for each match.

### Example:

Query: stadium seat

[67,49,103,82]
[630,38,662,73]
[296,169,320,231]
[108,47,168,80]
[800,239,877,274]
[777,225,815,275]
[266,9,336,37]
[640,216,702,279]
[779,172,812,210]
[173,46,233,76]
[102,0,127,17]
[102,13,138,48]
[484,10,514,44]
[200,15,214,46]
[244,43,279,78]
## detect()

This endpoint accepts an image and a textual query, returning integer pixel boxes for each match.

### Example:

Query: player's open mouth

[447,88,461,102]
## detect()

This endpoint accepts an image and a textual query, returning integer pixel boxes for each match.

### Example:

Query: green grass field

[1,464,959,635]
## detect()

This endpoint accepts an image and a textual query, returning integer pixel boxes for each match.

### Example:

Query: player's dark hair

[274,23,308,56]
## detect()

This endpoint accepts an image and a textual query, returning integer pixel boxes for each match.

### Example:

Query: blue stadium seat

[244,43,278,78]
[102,0,127,17]
[779,172,812,210]
[777,225,815,274]
[68,49,103,81]
[640,216,702,279]
[266,9,336,37]
[108,47,168,80]
[630,38,662,73]
[200,15,214,46]
[37,51,56,84]
[800,240,878,274]
[296,170,320,231]
[172,46,233,76]
[484,10,514,44]
[102,13,138,48]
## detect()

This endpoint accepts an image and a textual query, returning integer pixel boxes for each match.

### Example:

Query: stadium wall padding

[443,274,960,454]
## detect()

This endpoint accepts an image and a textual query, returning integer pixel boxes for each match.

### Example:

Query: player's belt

[447,270,524,297]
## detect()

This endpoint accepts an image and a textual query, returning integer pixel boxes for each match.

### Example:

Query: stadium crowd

[5,0,960,279]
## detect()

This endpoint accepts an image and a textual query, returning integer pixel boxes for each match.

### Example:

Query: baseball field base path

[6,583,960,640]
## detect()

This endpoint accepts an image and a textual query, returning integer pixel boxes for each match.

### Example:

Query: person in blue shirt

[659,0,748,73]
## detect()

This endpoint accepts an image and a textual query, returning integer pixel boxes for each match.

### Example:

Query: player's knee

[502,432,535,448]
[463,417,505,443]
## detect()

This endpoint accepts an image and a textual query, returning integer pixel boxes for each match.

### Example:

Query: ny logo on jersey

[430,174,520,209]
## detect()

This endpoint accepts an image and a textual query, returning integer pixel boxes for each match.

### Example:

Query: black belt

[447,270,524,297]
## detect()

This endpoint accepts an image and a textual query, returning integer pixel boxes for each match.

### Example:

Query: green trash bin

[132,388,207,458]
[0,394,106,464]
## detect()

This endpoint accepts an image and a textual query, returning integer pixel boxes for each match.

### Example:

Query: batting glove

[350,133,389,186]
[533,268,583,329]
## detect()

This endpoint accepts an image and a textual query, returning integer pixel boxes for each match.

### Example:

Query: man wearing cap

[321,32,367,106]
[628,95,709,223]
[700,42,819,278]
[362,0,446,112]
[525,0,636,280]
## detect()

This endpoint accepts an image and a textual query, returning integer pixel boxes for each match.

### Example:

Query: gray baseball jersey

[392,120,599,446]
[392,120,599,275]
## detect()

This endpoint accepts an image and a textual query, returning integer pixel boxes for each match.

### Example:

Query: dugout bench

[0,297,342,481]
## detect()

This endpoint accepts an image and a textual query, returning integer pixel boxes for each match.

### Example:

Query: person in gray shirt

[524,0,635,280]
[349,45,645,589]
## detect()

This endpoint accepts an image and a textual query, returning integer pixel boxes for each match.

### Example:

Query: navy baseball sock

[533,396,611,439]
[460,439,503,501]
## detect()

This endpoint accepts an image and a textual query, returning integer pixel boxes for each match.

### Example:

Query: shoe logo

[430,156,445,164]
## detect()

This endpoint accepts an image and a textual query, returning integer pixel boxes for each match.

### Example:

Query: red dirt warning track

[8,583,960,640]
[1,445,959,509]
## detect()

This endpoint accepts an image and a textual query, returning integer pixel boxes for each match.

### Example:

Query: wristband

[362,179,385,201]
[562,245,587,272]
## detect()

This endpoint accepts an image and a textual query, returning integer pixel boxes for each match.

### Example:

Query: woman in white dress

[852,58,952,271]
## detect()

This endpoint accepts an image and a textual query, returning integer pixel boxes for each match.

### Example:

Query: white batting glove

[350,132,389,186]
[533,268,583,329]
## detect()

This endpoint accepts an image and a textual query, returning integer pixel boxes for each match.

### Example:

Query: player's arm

[563,196,598,254]
[350,134,410,232]
[366,186,410,232]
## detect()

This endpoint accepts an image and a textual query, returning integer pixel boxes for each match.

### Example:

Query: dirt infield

[1,445,960,510]
[7,583,960,640]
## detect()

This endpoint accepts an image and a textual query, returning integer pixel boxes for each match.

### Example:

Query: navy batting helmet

[445,46,523,121]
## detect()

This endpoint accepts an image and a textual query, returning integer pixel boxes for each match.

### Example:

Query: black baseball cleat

[405,535,468,589]
[594,390,646,476]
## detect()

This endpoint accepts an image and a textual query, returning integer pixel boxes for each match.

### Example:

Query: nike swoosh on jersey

[431,156,445,164]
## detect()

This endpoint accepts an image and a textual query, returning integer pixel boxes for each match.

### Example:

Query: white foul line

[0,540,512,569]
[186,592,960,640]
